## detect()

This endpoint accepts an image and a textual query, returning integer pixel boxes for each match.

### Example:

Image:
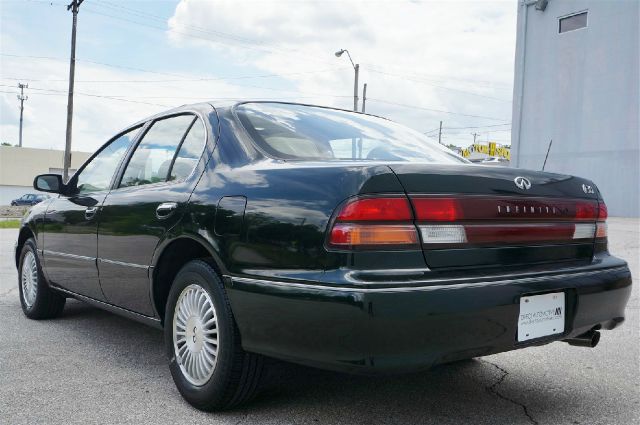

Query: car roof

[127,100,386,128]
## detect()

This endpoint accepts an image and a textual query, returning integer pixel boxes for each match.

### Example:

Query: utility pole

[438,121,443,144]
[17,83,28,147]
[353,64,359,112]
[63,0,84,183]
[361,83,367,113]
[472,132,479,144]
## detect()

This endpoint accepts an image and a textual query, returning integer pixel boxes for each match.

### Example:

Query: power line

[367,69,511,102]
[363,63,512,89]
[24,0,515,95]
[424,122,511,134]
[0,52,198,79]
[442,122,511,130]
[368,98,509,121]
[29,0,515,92]
[94,0,269,47]
[81,5,338,68]
[0,67,348,84]
[0,84,171,107]
[0,54,349,97]
[92,0,514,91]
[0,84,354,106]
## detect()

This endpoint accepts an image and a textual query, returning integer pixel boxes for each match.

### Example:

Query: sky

[0,0,517,153]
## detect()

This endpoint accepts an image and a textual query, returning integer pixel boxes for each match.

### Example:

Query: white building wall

[0,146,90,207]
[511,0,639,216]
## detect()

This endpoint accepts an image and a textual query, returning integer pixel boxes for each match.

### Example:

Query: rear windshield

[235,102,467,163]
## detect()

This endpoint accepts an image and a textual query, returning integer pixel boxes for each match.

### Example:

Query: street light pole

[335,49,359,112]
[63,0,84,183]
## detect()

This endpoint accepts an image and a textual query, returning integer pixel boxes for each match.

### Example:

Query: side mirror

[33,174,64,194]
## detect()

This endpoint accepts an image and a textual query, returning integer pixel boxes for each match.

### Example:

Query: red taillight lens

[598,201,608,221]
[576,201,598,220]
[328,195,603,249]
[410,196,600,246]
[336,197,413,221]
[596,200,608,240]
[411,198,461,221]
[411,196,598,221]
[329,196,419,249]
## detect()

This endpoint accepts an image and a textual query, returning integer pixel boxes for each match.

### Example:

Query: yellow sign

[460,142,510,160]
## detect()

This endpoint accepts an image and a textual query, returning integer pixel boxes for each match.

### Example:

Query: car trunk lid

[388,163,601,270]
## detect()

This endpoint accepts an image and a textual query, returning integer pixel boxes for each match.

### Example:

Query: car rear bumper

[225,260,632,374]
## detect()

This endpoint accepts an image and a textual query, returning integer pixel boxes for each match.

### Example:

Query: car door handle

[156,202,178,220]
[84,206,98,220]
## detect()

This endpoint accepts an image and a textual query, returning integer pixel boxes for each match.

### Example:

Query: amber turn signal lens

[329,224,419,247]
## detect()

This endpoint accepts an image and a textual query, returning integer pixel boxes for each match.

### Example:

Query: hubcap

[173,284,219,386]
[21,251,38,308]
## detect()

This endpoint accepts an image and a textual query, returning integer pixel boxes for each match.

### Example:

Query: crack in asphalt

[481,359,539,425]
[0,287,17,298]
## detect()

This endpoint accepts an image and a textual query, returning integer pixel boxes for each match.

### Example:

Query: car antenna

[542,139,553,171]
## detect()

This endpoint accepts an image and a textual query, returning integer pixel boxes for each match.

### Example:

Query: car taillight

[336,197,413,221]
[411,197,599,221]
[596,200,608,239]
[328,197,419,249]
[328,195,603,250]
[330,223,419,247]
[411,196,600,246]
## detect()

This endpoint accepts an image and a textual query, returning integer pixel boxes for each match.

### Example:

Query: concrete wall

[511,0,639,216]
[0,146,91,206]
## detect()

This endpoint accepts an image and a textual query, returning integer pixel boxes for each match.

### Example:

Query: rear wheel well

[15,227,35,268]
[152,238,219,324]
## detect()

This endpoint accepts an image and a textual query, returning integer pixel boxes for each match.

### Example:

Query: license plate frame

[517,292,566,342]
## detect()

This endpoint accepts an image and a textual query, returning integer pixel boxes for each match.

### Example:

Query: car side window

[75,126,141,194]
[169,117,206,182]
[119,115,195,188]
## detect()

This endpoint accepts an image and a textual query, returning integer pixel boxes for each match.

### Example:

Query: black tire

[164,260,263,411]
[18,238,66,319]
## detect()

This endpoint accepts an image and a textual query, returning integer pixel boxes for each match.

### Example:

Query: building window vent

[559,11,588,33]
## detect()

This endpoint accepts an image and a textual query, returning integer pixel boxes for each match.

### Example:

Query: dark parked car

[10,193,49,206]
[15,102,631,411]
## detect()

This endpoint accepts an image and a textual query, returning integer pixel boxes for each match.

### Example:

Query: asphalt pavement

[0,219,638,425]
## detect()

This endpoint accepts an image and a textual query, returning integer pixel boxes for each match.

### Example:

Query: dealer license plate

[517,292,565,342]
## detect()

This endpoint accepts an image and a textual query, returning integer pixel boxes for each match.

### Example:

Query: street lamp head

[335,49,345,57]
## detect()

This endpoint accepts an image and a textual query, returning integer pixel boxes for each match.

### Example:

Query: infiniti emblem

[514,176,532,190]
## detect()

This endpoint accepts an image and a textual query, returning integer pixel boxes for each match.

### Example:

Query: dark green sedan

[15,102,631,411]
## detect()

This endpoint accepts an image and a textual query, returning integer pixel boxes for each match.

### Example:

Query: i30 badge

[582,183,595,194]
[514,176,532,190]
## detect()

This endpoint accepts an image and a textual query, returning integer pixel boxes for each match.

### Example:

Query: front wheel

[164,260,263,411]
[18,238,66,319]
